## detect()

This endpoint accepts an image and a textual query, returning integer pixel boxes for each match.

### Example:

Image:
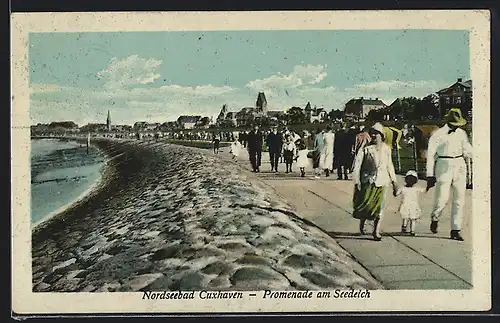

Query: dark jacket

[266,132,283,152]
[247,130,263,151]
[334,129,355,158]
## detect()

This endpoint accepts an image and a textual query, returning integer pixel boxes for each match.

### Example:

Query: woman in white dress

[320,125,335,177]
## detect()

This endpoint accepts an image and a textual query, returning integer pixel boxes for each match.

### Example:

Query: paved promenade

[218,146,472,290]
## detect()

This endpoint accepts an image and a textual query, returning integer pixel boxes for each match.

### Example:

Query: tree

[198,117,211,127]
[286,107,307,124]
[415,94,440,120]
[328,109,343,121]
[366,109,385,122]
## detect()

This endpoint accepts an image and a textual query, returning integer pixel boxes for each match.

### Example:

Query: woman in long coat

[320,125,335,177]
[352,122,399,241]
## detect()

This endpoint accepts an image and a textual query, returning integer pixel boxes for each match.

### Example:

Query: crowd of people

[225,107,473,243]
[227,124,362,179]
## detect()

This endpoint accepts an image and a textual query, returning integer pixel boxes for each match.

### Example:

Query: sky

[29,30,470,126]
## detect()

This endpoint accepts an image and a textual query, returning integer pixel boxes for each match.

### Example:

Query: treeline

[366,95,440,121]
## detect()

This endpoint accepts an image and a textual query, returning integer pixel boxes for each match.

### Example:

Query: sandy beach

[32,138,383,292]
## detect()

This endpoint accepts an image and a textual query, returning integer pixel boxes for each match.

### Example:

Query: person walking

[212,133,221,154]
[267,126,283,172]
[247,125,263,172]
[312,128,325,179]
[352,122,399,241]
[426,108,473,241]
[320,125,335,177]
[394,170,426,236]
[334,125,353,180]
[282,135,297,174]
[230,137,242,160]
[296,139,310,177]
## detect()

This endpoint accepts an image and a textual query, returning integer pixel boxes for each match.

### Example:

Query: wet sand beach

[32,138,383,292]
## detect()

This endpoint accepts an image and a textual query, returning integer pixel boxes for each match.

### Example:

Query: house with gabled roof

[343,97,387,121]
[436,78,472,119]
[235,107,256,126]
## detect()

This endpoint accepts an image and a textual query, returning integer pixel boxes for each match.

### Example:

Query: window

[445,97,451,104]
[456,96,462,104]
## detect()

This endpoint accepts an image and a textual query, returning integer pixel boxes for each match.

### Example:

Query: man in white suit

[426,108,473,241]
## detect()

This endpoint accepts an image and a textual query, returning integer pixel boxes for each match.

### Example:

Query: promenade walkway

[217,146,473,290]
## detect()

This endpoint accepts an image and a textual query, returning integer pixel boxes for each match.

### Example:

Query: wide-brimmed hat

[405,170,418,179]
[370,122,385,136]
[445,108,467,127]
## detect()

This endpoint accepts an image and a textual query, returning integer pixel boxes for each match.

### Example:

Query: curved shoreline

[32,138,384,292]
[31,139,111,231]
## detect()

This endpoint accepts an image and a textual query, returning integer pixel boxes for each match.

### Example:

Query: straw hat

[445,107,467,127]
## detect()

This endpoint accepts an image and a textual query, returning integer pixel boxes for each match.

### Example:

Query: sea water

[30,139,106,226]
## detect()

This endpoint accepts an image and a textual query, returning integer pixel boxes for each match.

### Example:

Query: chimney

[360,97,363,100]
[457,78,463,82]
[375,97,378,100]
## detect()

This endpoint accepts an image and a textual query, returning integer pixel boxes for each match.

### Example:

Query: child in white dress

[230,139,242,160]
[394,170,426,236]
[296,140,310,177]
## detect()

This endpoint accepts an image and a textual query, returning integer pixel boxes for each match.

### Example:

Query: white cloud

[96,55,162,89]
[247,64,328,91]
[352,80,444,93]
[30,61,446,125]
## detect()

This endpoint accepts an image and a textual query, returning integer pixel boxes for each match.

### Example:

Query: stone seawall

[32,138,383,292]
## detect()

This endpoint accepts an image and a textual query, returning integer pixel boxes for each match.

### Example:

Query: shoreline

[31,138,110,231]
[32,138,384,292]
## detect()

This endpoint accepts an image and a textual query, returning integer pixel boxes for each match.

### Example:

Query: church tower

[106,110,112,131]
[256,92,268,115]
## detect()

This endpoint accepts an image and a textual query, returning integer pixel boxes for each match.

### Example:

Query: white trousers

[431,158,467,231]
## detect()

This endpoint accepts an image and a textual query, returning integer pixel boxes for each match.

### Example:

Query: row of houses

[343,78,473,121]
[31,78,472,136]
[215,92,329,127]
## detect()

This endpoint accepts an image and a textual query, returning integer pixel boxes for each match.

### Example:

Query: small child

[230,139,242,160]
[296,140,309,177]
[394,170,426,236]
[282,135,297,174]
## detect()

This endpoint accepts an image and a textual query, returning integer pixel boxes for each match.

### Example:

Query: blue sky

[29,30,469,125]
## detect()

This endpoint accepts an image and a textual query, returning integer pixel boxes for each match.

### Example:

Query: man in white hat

[426,107,473,241]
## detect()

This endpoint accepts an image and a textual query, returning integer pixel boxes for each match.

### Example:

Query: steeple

[106,110,111,131]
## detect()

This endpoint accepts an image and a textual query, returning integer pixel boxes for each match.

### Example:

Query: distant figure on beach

[266,126,283,172]
[213,133,221,154]
[352,122,399,241]
[230,138,242,160]
[425,108,473,242]
[312,128,325,179]
[296,139,310,177]
[394,170,426,236]
[319,125,335,177]
[247,125,263,172]
[282,134,297,174]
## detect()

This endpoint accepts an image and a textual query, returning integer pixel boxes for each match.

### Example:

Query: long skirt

[352,183,386,221]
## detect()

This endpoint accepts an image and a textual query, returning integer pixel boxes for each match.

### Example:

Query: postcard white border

[11,10,491,314]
